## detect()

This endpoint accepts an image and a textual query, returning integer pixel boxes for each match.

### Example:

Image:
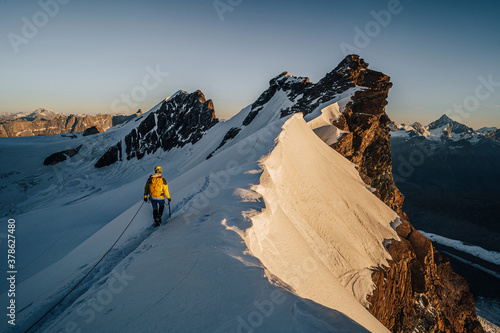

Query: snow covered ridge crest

[245,113,400,331]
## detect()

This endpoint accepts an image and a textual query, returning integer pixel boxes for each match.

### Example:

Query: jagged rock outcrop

[43,145,83,166]
[324,56,405,217]
[95,90,218,168]
[82,126,105,136]
[486,128,500,142]
[0,109,142,137]
[230,55,483,332]
[369,221,483,332]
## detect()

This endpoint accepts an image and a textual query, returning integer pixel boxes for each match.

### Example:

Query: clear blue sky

[1,0,499,129]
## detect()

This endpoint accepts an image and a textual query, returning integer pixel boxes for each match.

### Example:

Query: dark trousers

[151,198,165,220]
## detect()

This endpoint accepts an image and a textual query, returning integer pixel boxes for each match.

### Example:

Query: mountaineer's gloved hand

[168,198,171,203]
[144,196,149,203]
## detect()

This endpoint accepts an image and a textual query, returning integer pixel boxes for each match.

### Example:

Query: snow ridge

[245,113,399,332]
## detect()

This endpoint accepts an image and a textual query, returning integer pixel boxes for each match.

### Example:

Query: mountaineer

[144,166,171,227]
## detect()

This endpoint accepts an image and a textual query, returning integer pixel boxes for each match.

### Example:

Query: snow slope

[2,91,401,332]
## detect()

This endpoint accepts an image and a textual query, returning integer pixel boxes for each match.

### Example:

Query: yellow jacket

[144,173,171,200]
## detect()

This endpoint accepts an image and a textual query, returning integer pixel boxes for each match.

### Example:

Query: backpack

[148,176,166,198]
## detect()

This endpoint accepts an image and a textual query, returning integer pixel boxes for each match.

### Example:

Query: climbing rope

[25,201,145,332]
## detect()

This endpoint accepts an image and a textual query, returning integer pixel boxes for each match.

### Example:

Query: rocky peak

[269,71,311,87]
[241,55,391,126]
[95,90,219,168]
[410,122,429,137]
[388,121,400,131]
[317,54,390,92]
[429,114,453,129]
[327,54,368,83]
[427,114,475,136]
[217,54,398,215]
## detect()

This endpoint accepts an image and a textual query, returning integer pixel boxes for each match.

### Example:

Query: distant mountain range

[0,108,143,137]
[390,114,500,247]
[0,108,60,121]
[390,114,499,144]
[390,115,500,325]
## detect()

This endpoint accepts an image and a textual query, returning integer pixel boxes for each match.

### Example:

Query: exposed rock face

[95,90,218,168]
[427,114,476,140]
[43,145,83,166]
[82,126,105,136]
[486,128,500,142]
[0,109,142,137]
[231,54,482,332]
[369,222,484,332]
[325,56,406,217]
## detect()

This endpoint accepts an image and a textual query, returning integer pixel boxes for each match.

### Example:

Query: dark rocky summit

[95,90,218,168]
